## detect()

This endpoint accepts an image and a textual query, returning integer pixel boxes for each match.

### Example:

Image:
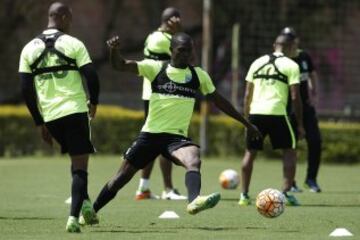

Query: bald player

[238,34,304,207]
[19,2,99,233]
[135,7,186,201]
[88,33,261,219]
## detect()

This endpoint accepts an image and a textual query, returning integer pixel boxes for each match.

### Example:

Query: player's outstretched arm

[106,36,138,74]
[208,90,262,139]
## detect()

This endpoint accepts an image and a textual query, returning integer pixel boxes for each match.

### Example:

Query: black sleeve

[79,63,100,105]
[20,73,44,125]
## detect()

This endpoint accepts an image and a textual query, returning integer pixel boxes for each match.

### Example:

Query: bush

[0,105,359,163]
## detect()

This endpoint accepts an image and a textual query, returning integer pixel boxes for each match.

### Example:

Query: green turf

[0,156,359,240]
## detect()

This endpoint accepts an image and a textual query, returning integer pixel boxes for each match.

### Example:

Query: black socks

[70,169,88,217]
[185,171,201,203]
[93,184,117,213]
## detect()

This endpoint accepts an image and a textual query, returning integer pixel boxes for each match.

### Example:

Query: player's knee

[185,157,201,171]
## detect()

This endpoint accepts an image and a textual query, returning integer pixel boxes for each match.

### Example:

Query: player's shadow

[0,216,54,220]
[220,197,241,202]
[177,226,238,231]
[92,229,177,234]
[321,191,360,195]
[92,225,238,233]
[301,203,360,208]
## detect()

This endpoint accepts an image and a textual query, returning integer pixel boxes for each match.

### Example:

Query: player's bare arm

[243,82,254,118]
[290,84,305,139]
[208,90,262,140]
[106,36,138,73]
[308,71,319,106]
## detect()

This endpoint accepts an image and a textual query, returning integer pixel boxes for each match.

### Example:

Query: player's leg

[282,149,297,192]
[46,113,95,232]
[170,144,220,214]
[93,159,139,213]
[159,155,187,200]
[239,114,264,206]
[135,161,159,200]
[68,154,89,231]
[93,132,159,213]
[288,114,302,192]
[272,115,300,206]
[239,149,257,206]
[135,100,159,200]
[303,108,322,192]
[282,149,300,206]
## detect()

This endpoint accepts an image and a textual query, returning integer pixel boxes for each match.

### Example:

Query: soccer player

[281,27,322,193]
[90,33,261,218]
[19,2,99,233]
[136,7,186,200]
[238,34,305,207]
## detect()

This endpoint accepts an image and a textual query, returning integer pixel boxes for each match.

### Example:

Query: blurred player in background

[136,7,186,201]
[88,33,261,219]
[239,34,304,207]
[19,2,99,233]
[281,27,322,193]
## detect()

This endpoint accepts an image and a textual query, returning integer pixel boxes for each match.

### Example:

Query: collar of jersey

[42,28,60,35]
[168,63,190,72]
[272,51,285,57]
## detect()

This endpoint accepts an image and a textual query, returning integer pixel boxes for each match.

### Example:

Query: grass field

[0,156,359,240]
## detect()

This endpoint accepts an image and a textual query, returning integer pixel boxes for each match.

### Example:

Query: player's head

[273,34,297,57]
[48,2,72,33]
[161,7,181,24]
[280,27,297,40]
[280,26,300,49]
[170,32,193,67]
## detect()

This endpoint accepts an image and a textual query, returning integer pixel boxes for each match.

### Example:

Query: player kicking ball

[84,33,261,223]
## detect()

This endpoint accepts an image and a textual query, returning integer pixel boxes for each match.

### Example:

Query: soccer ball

[256,188,285,218]
[219,169,240,189]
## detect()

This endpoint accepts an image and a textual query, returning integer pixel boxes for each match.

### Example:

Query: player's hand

[38,125,53,146]
[308,89,318,107]
[89,103,97,119]
[246,124,262,140]
[167,16,182,34]
[106,36,121,49]
[297,126,305,140]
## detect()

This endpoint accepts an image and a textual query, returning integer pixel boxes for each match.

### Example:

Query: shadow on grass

[220,197,241,201]
[301,203,360,207]
[0,216,54,220]
[321,191,360,195]
[92,229,177,234]
[92,226,239,233]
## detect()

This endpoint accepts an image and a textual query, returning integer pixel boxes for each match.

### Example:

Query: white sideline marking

[329,228,353,237]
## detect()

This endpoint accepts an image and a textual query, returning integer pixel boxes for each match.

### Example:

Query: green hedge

[0,105,359,163]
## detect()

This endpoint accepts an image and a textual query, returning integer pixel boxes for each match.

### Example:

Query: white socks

[138,178,150,191]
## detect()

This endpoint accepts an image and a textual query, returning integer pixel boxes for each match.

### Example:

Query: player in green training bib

[238,34,305,207]
[19,2,99,233]
[136,7,186,201]
[89,33,261,219]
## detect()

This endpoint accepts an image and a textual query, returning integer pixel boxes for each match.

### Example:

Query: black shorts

[246,114,296,150]
[124,132,199,169]
[45,112,95,155]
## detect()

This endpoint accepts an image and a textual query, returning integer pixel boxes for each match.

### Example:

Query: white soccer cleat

[161,189,187,200]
